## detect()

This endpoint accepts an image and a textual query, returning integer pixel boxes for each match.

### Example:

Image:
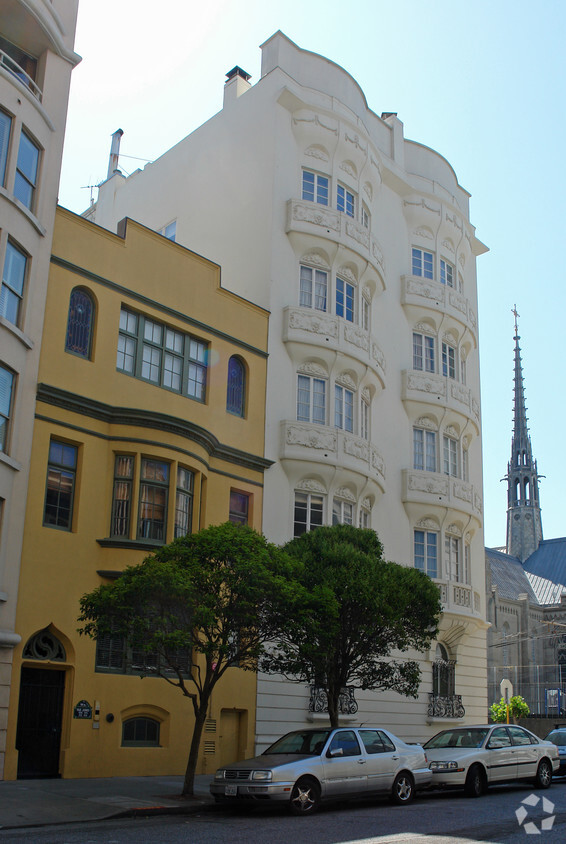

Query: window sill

[97,538,165,551]
[0,451,22,472]
[0,315,34,349]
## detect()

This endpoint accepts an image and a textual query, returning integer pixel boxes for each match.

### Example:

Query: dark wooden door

[16,667,65,778]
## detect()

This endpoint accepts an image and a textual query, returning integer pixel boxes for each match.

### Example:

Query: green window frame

[122,717,160,747]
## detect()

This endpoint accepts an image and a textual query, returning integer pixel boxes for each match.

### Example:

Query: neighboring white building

[0,0,80,777]
[90,31,489,745]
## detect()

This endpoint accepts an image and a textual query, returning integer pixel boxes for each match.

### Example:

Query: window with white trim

[297,374,326,424]
[0,109,11,186]
[413,332,435,372]
[294,492,324,537]
[14,129,40,210]
[361,204,370,229]
[332,498,354,525]
[359,507,370,529]
[414,529,438,578]
[1,240,27,327]
[462,448,469,482]
[464,542,471,585]
[441,341,457,379]
[302,169,329,205]
[299,265,327,312]
[360,396,370,441]
[0,364,14,452]
[334,385,354,432]
[440,259,454,287]
[336,277,355,322]
[117,308,207,401]
[443,435,459,477]
[412,248,434,279]
[160,221,176,241]
[445,535,462,582]
[460,356,467,385]
[337,184,355,217]
[361,295,370,332]
[413,428,437,472]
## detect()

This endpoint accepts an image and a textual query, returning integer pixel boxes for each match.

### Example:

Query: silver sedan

[210,726,432,815]
[423,724,560,797]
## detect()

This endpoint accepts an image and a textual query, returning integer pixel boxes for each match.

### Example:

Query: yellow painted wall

[4,208,269,779]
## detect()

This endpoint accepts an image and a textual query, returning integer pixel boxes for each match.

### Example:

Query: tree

[489,695,530,723]
[78,522,297,796]
[261,524,442,728]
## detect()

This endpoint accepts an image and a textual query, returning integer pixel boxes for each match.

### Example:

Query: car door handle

[358,759,366,764]
[392,755,399,760]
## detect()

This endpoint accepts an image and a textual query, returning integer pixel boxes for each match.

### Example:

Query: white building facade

[0,0,80,777]
[91,32,488,745]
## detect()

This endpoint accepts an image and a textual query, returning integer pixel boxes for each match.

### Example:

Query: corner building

[0,0,79,778]
[4,207,270,779]
[91,32,489,746]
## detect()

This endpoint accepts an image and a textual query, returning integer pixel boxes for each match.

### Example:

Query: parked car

[210,726,432,815]
[544,726,566,775]
[423,724,559,797]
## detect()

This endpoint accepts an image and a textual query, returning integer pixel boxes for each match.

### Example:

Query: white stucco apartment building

[90,31,488,746]
[0,0,79,777]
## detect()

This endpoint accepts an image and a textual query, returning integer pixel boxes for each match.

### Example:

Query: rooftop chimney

[107,128,124,180]
[223,66,251,107]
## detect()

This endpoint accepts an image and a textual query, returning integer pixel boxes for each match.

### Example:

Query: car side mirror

[328,747,343,758]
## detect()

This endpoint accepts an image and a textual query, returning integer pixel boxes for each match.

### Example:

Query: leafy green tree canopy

[261,524,442,727]
[489,695,530,723]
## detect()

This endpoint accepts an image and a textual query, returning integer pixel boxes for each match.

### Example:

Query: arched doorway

[15,629,67,778]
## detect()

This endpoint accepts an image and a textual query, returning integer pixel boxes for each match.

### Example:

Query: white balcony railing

[0,50,42,102]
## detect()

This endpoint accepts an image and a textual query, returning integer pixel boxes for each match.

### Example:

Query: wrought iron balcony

[309,685,358,715]
[427,693,465,719]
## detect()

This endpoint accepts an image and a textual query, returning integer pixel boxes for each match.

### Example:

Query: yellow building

[4,206,270,780]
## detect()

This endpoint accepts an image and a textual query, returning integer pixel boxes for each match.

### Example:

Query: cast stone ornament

[442,239,455,255]
[444,424,459,439]
[345,131,367,154]
[371,342,386,372]
[293,112,339,135]
[445,211,464,233]
[292,202,341,232]
[450,382,471,409]
[408,472,449,496]
[339,266,357,283]
[371,241,385,272]
[416,517,440,530]
[405,198,441,216]
[346,221,370,248]
[363,182,373,201]
[371,447,385,477]
[446,523,463,538]
[415,321,436,335]
[335,487,356,502]
[453,481,473,505]
[415,416,437,431]
[448,290,467,315]
[344,324,370,353]
[361,387,371,402]
[301,251,330,269]
[361,497,372,510]
[407,373,446,396]
[297,362,327,377]
[335,372,357,390]
[340,160,357,178]
[343,437,369,461]
[304,144,330,162]
[296,478,327,493]
[286,425,337,452]
[288,309,338,338]
[414,227,434,240]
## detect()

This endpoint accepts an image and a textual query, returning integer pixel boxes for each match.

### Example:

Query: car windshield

[547,731,566,747]
[424,728,489,749]
[263,730,331,755]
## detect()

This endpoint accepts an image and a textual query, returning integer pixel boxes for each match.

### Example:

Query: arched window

[65,288,94,358]
[122,716,160,747]
[433,644,455,697]
[226,356,245,416]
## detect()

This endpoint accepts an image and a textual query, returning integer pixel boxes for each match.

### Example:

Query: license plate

[225,784,237,796]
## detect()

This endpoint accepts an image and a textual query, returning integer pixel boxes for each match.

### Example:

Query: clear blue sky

[58,0,566,548]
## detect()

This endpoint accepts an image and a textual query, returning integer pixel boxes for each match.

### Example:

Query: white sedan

[423,724,560,797]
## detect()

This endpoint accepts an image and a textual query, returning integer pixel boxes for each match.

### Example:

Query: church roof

[523,537,566,588]
[525,571,565,605]
[486,547,539,602]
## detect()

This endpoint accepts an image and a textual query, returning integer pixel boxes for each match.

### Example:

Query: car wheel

[464,764,486,798]
[390,771,415,805]
[534,759,552,789]
[289,777,321,816]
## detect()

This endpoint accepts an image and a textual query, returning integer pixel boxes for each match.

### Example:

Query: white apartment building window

[0,109,11,186]
[462,448,469,482]
[359,508,370,528]
[443,435,459,477]
[299,265,327,311]
[294,492,324,537]
[360,396,370,441]
[414,529,438,578]
[332,498,354,525]
[445,535,462,582]
[458,273,464,293]
[464,543,471,585]
[361,204,370,229]
[413,428,437,472]
[442,342,457,379]
[337,184,355,217]
[440,259,454,287]
[460,356,467,385]
[412,248,434,279]
[0,364,14,452]
[336,277,355,322]
[335,385,354,432]
[14,129,40,210]
[1,240,27,327]
[302,169,329,206]
[413,332,435,372]
[361,295,370,331]
[297,375,326,424]
[160,221,176,241]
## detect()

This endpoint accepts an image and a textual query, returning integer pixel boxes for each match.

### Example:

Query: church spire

[505,306,543,560]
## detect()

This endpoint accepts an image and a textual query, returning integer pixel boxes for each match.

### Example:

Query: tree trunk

[182,699,209,796]
[327,685,340,728]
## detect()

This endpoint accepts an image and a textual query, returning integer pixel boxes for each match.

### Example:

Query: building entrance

[16,667,65,778]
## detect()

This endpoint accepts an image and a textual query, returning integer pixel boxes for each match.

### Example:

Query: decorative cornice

[36,384,272,473]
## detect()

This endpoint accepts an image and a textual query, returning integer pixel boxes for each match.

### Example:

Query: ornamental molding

[294,113,339,134]
[448,290,467,315]
[345,131,367,154]
[405,198,441,215]
[336,372,357,390]
[415,416,438,431]
[414,227,434,240]
[344,324,370,353]
[301,252,330,269]
[361,497,372,510]
[297,362,327,377]
[414,321,436,335]
[335,486,356,502]
[444,424,459,438]
[338,266,357,284]
[371,240,385,271]
[362,284,371,299]
[371,446,386,477]
[371,342,386,373]
[363,182,373,201]
[446,523,462,538]
[296,478,327,493]
[453,481,473,505]
[343,437,369,461]
[361,387,371,402]
[408,473,449,495]
[459,254,465,268]
[286,425,337,452]
[474,491,483,513]
[450,382,471,408]
[340,160,357,178]
[304,144,330,162]
[442,239,455,255]
[370,156,382,177]
[405,279,441,301]
[407,372,446,396]
[472,397,480,421]
[416,517,439,530]
[442,330,457,342]
[346,220,370,249]
[445,212,464,233]
[288,309,339,338]
[292,202,341,232]
[462,435,471,449]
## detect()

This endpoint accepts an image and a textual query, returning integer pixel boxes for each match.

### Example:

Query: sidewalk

[0,774,214,829]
